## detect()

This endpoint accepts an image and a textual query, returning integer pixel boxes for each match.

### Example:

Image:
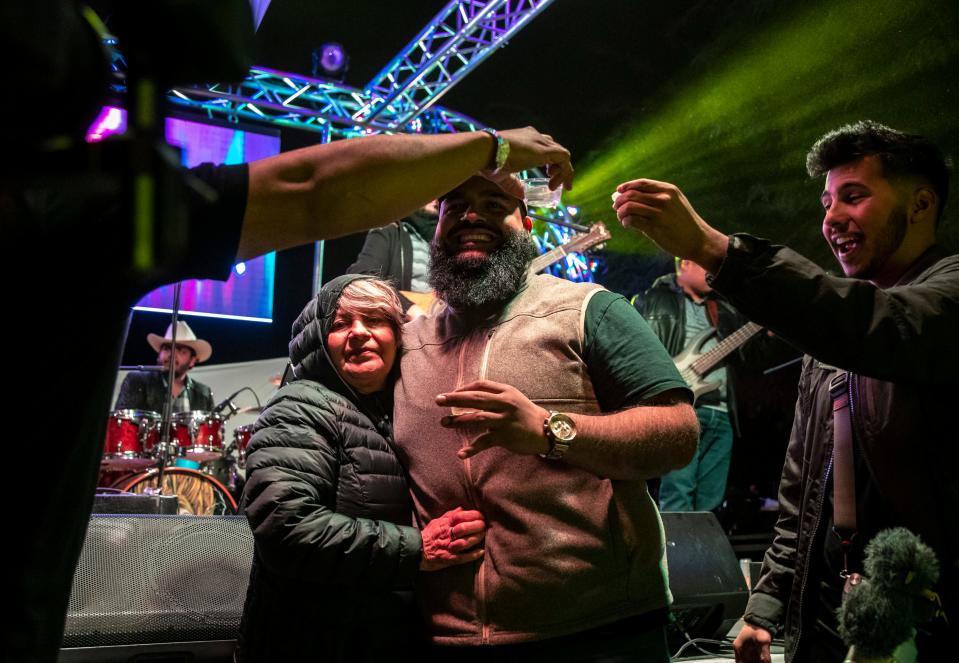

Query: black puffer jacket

[236,274,424,662]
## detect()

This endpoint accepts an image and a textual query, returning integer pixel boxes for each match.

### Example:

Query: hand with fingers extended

[419,507,487,572]
[611,178,728,273]
[493,127,574,192]
[436,380,551,460]
[732,622,773,663]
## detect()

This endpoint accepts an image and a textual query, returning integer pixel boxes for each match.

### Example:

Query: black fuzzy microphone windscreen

[838,528,939,660]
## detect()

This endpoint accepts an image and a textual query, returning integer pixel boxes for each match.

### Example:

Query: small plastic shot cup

[521,177,563,209]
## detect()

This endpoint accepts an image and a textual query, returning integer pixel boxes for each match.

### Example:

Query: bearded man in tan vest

[391,173,699,662]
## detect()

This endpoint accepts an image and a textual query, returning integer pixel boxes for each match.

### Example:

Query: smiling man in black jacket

[614,121,958,662]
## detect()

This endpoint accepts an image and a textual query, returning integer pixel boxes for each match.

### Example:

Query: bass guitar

[674,321,763,403]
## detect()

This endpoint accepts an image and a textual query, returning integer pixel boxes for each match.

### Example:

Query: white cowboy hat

[147,321,212,363]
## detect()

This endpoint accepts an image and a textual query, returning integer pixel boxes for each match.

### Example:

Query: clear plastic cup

[521,177,562,209]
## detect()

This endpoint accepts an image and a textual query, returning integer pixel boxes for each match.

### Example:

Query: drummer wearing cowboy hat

[114,321,215,413]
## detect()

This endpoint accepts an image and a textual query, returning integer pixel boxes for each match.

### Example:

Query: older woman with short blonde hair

[237,275,485,661]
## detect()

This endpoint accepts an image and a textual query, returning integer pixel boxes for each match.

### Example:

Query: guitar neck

[529,223,610,274]
[529,245,568,273]
[689,322,763,375]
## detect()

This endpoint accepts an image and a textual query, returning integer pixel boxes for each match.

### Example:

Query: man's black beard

[428,231,538,311]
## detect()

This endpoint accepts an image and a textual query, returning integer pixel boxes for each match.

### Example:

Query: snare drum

[115,467,237,515]
[233,424,254,468]
[102,410,160,470]
[170,411,224,462]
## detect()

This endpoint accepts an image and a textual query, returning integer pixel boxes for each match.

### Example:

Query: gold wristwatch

[541,411,576,460]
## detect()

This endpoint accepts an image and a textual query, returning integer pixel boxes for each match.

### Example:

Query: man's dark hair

[806,120,952,222]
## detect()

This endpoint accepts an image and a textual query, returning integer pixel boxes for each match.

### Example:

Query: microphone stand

[214,386,262,423]
[153,282,183,495]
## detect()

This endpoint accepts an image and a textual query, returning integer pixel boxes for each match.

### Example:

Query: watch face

[549,415,575,441]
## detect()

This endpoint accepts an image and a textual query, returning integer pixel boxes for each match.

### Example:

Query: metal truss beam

[106,46,481,138]
[166,66,482,139]
[357,0,554,128]
[103,0,556,138]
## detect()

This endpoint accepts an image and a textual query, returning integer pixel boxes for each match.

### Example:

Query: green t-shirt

[583,290,692,411]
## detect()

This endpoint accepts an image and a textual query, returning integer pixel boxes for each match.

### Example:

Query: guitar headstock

[530,221,613,275]
[563,222,611,254]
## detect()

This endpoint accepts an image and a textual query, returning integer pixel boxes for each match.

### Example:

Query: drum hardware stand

[214,387,261,462]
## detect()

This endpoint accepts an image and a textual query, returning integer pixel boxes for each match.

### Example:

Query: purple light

[320,43,347,71]
[86,106,126,142]
[312,42,349,78]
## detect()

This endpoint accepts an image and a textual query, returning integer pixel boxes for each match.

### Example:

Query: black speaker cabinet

[662,511,749,643]
[60,515,254,662]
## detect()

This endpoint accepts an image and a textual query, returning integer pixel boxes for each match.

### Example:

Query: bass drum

[115,468,238,516]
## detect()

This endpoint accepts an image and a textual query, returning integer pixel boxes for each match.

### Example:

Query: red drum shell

[102,409,160,470]
[170,411,224,462]
[233,424,254,467]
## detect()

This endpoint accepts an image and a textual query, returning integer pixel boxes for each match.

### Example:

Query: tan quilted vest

[393,274,671,645]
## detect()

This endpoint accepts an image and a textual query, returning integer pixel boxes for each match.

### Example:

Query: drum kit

[97,295,265,516]
[99,408,259,515]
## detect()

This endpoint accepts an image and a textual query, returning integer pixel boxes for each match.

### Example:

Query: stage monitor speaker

[662,511,749,644]
[92,492,179,515]
[60,515,254,662]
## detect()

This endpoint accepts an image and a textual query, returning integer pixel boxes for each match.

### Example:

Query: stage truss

[104,0,598,281]
[357,0,555,128]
